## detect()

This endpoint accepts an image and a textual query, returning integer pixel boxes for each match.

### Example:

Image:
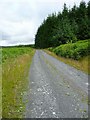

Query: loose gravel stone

[24,50,88,118]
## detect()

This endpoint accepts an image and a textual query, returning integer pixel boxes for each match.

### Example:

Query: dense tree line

[35,1,90,48]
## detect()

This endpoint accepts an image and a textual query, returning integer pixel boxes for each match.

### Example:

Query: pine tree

[35,1,89,48]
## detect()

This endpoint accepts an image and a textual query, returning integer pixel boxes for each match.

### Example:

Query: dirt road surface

[24,50,88,118]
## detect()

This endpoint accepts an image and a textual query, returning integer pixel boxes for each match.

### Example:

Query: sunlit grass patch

[0,48,2,118]
[2,48,35,118]
[2,47,33,63]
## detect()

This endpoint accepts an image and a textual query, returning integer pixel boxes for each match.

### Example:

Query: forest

[35,1,90,48]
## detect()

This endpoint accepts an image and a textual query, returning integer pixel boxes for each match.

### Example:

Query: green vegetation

[1,1,90,118]
[46,39,89,74]
[0,48,2,118]
[2,47,34,63]
[45,49,89,74]
[35,1,90,48]
[0,65,2,119]
[2,47,35,118]
[35,1,90,74]
[48,40,89,60]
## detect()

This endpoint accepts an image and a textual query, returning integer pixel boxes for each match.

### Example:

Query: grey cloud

[0,0,89,46]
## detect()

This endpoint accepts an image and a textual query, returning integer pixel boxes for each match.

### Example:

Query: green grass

[0,65,2,119]
[2,47,34,63]
[2,47,35,118]
[0,48,2,118]
[45,50,89,74]
[48,40,89,60]
[46,39,89,74]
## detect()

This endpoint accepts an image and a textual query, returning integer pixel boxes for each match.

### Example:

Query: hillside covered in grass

[2,47,34,63]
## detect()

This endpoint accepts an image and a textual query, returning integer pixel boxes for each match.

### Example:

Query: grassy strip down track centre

[2,47,35,118]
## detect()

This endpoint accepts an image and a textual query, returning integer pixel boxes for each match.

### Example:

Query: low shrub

[50,40,89,60]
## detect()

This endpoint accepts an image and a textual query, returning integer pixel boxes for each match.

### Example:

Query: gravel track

[24,50,88,118]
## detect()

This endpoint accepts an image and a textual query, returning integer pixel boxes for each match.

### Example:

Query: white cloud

[0,0,89,46]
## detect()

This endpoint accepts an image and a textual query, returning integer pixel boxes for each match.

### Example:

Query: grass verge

[0,48,2,118]
[0,65,2,119]
[2,48,35,118]
[44,50,89,74]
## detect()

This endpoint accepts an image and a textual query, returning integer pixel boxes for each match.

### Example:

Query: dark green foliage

[35,1,90,48]
[52,40,89,60]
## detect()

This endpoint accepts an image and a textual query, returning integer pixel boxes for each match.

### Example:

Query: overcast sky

[0,0,89,46]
